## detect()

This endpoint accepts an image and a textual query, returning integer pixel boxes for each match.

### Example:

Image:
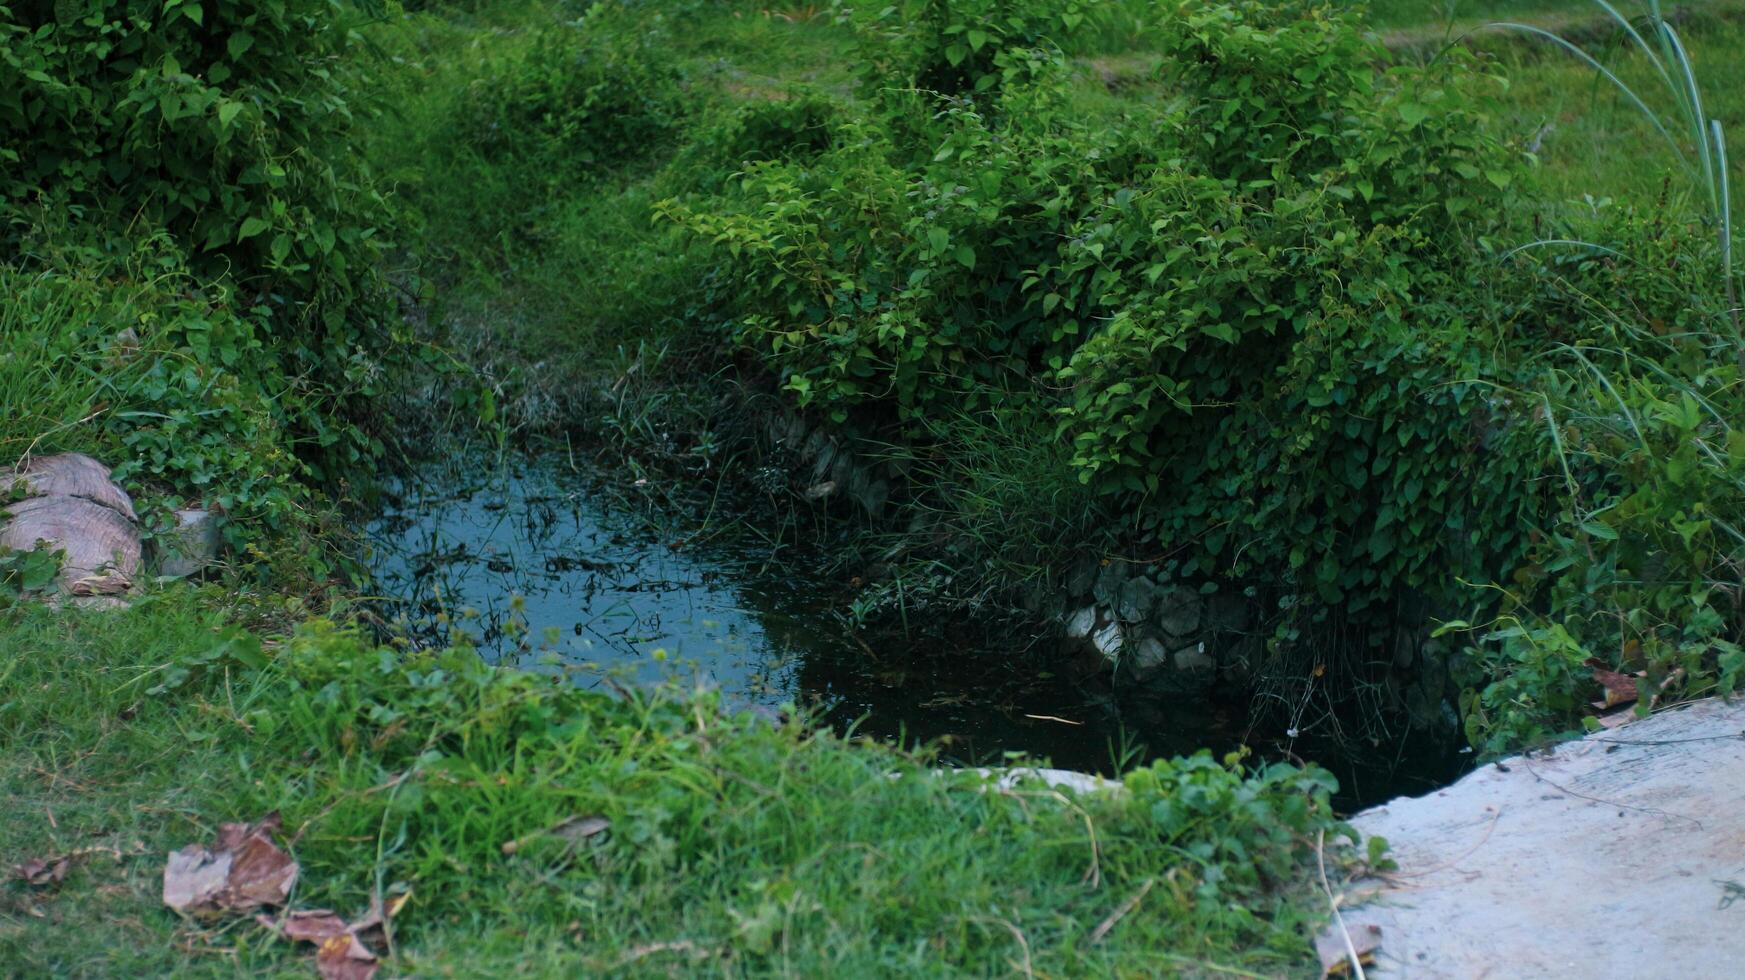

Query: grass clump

[0,592,1353,975]
[1434,1,1745,753]
[0,237,357,580]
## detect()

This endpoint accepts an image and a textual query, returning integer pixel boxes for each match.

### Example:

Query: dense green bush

[848,0,1104,98]
[0,0,395,480]
[672,92,848,193]
[1054,2,1545,612]
[665,0,1552,624]
[457,13,686,180]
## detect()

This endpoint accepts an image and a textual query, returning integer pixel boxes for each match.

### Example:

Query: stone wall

[1053,556,1259,696]
[762,409,1461,730]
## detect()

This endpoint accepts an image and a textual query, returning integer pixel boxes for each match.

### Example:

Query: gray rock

[1222,634,1262,680]
[1063,605,1098,640]
[1129,635,1169,676]
[1392,630,1416,669]
[973,766,1118,795]
[809,441,836,484]
[1,454,140,596]
[1091,621,1124,664]
[1092,560,1129,606]
[1064,554,1100,598]
[1172,641,1214,672]
[804,431,831,474]
[829,450,855,492]
[1116,575,1158,623]
[156,509,223,579]
[4,453,135,520]
[1154,586,1203,637]
[1205,593,1253,633]
[851,478,889,517]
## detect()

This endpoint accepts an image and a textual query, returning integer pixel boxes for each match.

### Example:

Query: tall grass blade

[1658,21,1715,212]
[1588,0,1678,105]
[1716,118,1741,343]
[1498,239,1629,262]
[1480,22,1688,170]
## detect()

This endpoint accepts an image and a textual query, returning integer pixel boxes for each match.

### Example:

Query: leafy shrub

[848,0,1104,98]
[671,92,848,194]
[0,0,395,479]
[457,15,686,180]
[661,79,1144,422]
[1052,3,1544,614]
[1117,751,1347,901]
[667,0,1550,626]
[1455,221,1745,755]
[0,544,60,611]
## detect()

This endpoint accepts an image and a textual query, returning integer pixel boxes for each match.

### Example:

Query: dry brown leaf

[163,813,298,915]
[265,909,352,944]
[14,856,70,887]
[258,890,409,979]
[316,933,379,980]
[69,572,132,596]
[1315,920,1382,978]
[1584,658,1640,709]
[350,890,412,935]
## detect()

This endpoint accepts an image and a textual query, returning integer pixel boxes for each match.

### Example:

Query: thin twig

[1317,829,1367,980]
[1089,878,1154,944]
[1521,760,1701,829]
[969,916,1033,980]
[1380,806,1503,882]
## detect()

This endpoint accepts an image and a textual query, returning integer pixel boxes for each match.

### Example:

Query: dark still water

[363,448,1467,811]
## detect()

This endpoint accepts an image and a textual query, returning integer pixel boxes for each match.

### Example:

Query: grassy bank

[0,591,1352,975]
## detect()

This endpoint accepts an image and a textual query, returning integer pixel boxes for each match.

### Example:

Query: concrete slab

[1347,697,1745,978]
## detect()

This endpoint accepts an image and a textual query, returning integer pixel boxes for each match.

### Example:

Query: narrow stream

[364,446,1468,811]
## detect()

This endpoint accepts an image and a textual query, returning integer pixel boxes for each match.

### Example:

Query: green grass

[0,243,339,577]
[1367,0,1610,30]
[0,267,118,463]
[1495,18,1745,219]
[0,590,1351,976]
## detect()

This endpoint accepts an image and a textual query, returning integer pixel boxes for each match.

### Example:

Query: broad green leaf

[1201,322,1237,344]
